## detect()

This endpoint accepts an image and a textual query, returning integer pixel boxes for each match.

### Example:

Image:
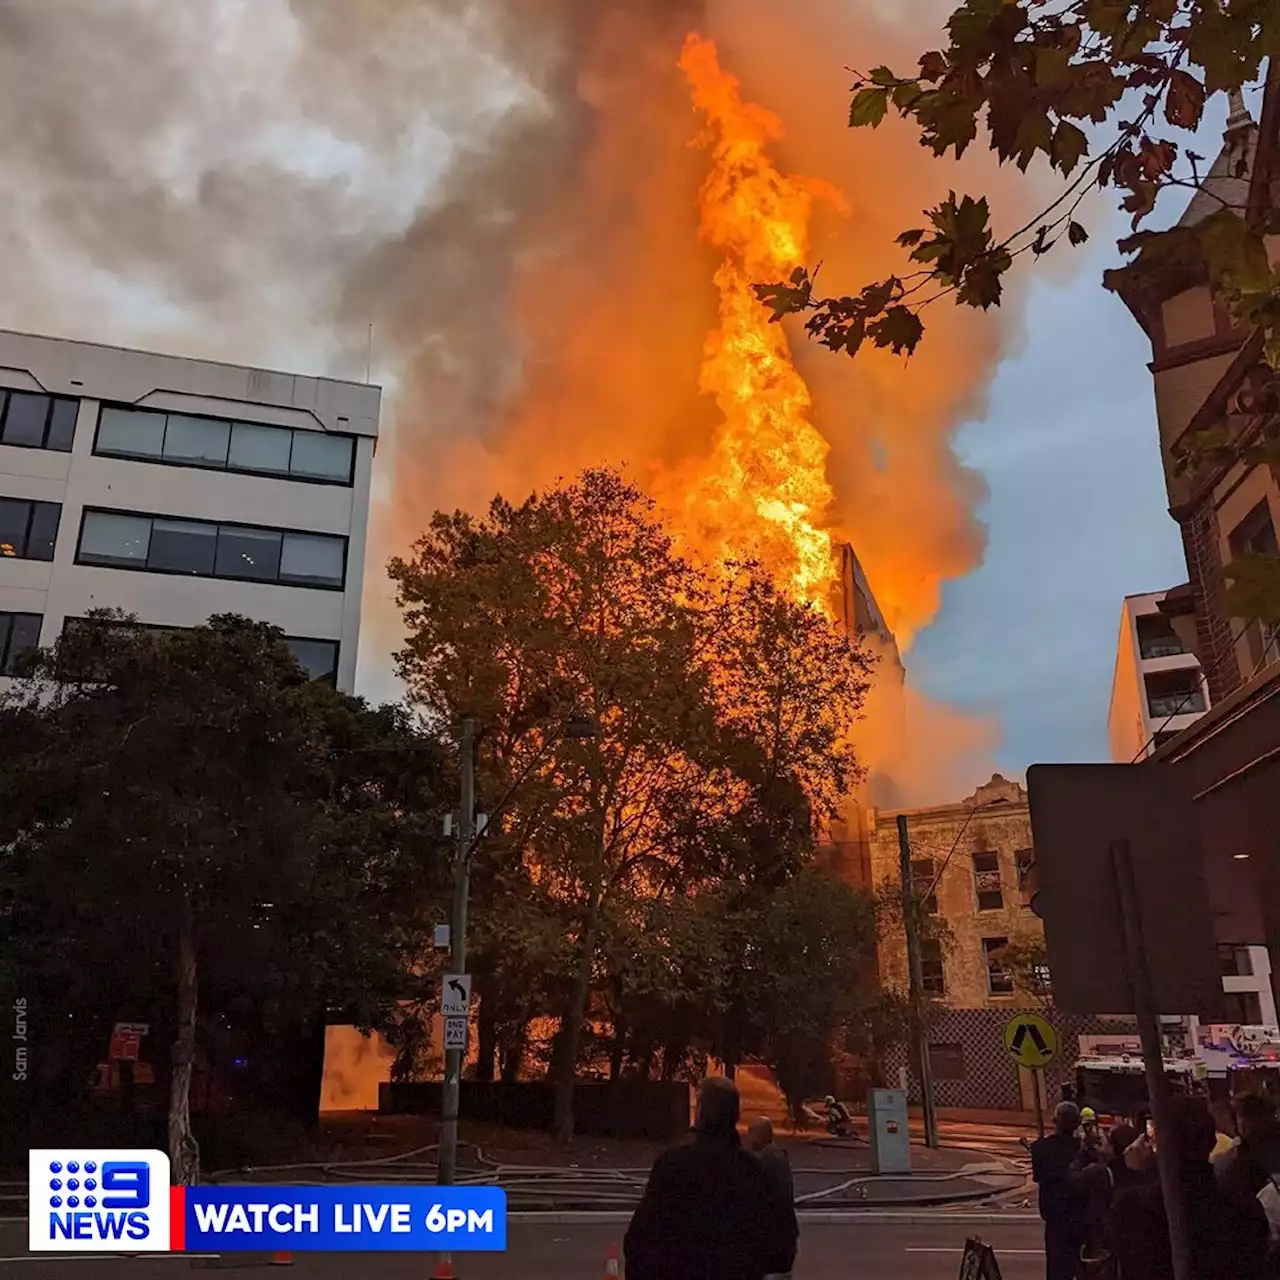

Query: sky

[906,91,1249,776]
[907,246,1186,774]
[0,0,1251,789]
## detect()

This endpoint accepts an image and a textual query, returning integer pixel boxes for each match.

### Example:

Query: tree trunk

[499,1021,526,1084]
[168,904,200,1186]
[608,1021,626,1082]
[551,874,606,1144]
[476,997,497,1083]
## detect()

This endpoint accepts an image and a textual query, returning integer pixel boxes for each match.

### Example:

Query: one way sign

[1003,1012,1056,1069]
[441,973,472,1018]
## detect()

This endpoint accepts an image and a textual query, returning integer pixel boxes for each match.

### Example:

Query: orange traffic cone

[430,1254,456,1280]
[602,1241,621,1278]
[268,1250,294,1266]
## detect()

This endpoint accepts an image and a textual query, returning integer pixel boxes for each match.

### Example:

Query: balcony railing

[1139,638,1187,660]
[1148,691,1206,718]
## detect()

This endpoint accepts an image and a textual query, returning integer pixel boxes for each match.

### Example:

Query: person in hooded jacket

[624,1076,796,1280]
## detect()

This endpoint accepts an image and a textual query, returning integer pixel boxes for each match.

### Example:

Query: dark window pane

[163,415,229,467]
[930,1044,965,1081]
[45,398,79,452]
[79,511,151,566]
[148,518,217,575]
[974,851,1002,911]
[290,431,353,482]
[215,526,281,581]
[26,502,60,561]
[97,407,165,458]
[279,533,344,587]
[0,499,29,559]
[285,638,339,683]
[2,613,41,674]
[2,393,51,447]
[1136,613,1184,659]
[984,937,1013,994]
[228,422,292,475]
[0,615,8,666]
[920,937,945,995]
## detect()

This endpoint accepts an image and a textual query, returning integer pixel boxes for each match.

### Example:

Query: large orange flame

[659,33,847,613]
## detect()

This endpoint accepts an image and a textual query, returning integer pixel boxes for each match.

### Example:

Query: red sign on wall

[109,1022,149,1062]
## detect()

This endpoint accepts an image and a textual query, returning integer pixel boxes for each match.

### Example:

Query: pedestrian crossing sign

[1003,1012,1056,1068]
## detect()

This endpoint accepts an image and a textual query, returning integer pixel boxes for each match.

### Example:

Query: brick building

[870,774,1064,1110]
[1102,75,1280,993]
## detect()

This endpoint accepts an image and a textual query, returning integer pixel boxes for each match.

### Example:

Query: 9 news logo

[29,1150,173,1252]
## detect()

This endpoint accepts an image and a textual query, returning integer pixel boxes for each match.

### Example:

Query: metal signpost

[1027,763,1226,1280]
[1003,1012,1056,1137]
[437,718,476,1188]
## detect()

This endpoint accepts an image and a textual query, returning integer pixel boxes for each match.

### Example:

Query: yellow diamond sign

[1004,1012,1056,1069]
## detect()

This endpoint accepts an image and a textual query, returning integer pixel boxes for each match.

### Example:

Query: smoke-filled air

[0,0,1051,805]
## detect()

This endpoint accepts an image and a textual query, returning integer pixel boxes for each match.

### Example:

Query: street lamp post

[437,715,476,1188]
[435,712,596,1187]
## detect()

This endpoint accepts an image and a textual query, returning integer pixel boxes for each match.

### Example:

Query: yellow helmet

[1081,1107,1097,1122]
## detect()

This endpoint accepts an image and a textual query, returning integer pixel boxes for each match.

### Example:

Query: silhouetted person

[625,1077,794,1280]
[1107,1095,1271,1280]
[1217,1095,1280,1206]
[1033,1101,1083,1280]
[746,1117,798,1280]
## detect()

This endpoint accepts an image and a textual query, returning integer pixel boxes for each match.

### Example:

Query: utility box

[867,1088,911,1174]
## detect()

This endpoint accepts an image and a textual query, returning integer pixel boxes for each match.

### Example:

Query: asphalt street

[0,1218,1044,1278]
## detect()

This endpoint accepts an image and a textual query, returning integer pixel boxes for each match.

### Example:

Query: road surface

[0,1217,1043,1277]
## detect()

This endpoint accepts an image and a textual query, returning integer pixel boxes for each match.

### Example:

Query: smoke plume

[0,0,1049,804]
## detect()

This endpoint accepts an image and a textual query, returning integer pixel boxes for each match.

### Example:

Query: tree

[756,2,1280,614]
[0,614,448,1182]
[390,471,877,1138]
[741,866,882,1120]
[996,934,1055,1010]
[391,469,726,1142]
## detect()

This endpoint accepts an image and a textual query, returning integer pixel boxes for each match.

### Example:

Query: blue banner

[182,1186,506,1252]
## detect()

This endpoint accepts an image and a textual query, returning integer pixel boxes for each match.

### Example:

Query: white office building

[1107,588,1211,762]
[0,330,379,692]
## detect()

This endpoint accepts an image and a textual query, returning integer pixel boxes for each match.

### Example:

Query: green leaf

[1034,45,1074,91]
[1164,70,1206,130]
[1050,120,1089,176]
[896,228,926,248]
[1015,110,1054,172]
[918,51,948,82]
[1083,0,1131,36]
[957,248,1012,308]
[868,306,925,356]
[892,81,925,111]
[869,65,898,87]
[753,278,812,321]
[849,86,891,129]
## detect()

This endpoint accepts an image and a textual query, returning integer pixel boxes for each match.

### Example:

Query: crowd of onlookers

[1032,1089,1280,1279]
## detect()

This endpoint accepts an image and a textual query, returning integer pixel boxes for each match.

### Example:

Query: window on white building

[77,510,346,591]
[0,498,61,561]
[94,405,355,485]
[1,392,78,451]
[0,611,42,675]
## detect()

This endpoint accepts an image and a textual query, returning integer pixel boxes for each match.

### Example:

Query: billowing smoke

[0,0,1049,805]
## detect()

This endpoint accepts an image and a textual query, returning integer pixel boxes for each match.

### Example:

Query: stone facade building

[870,774,1064,1111]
